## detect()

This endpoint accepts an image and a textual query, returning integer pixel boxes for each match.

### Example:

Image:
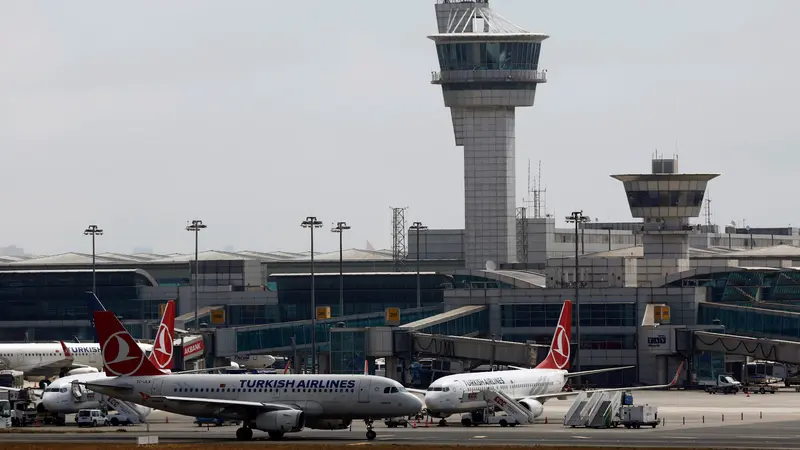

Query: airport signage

[640,326,676,355]
[183,339,204,360]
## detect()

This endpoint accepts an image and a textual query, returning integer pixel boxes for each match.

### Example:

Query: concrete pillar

[318,353,330,374]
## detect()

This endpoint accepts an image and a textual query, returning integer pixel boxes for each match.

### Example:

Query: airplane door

[357,379,371,403]
[151,379,164,396]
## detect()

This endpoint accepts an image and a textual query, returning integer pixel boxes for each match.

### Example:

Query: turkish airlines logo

[152,323,173,369]
[550,325,570,369]
[102,331,145,376]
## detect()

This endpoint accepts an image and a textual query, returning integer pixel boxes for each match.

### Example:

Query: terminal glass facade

[625,190,705,208]
[501,303,636,328]
[270,273,450,321]
[0,270,159,341]
[436,42,542,71]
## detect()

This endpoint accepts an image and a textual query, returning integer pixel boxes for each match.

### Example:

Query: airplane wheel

[461,418,471,426]
[366,430,377,440]
[499,420,508,427]
[438,419,447,427]
[237,427,255,441]
[267,430,282,440]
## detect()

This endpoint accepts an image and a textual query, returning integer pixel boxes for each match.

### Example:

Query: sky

[1,0,797,256]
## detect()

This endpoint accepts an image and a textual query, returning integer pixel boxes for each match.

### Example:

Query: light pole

[410,221,428,309]
[302,216,323,374]
[83,225,104,296]
[565,211,589,377]
[185,220,207,331]
[331,222,351,317]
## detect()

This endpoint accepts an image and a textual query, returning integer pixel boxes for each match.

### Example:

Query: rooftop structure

[429,0,548,271]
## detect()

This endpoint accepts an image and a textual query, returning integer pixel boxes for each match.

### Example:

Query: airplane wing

[564,366,636,379]
[141,394,299,418]
[523,362,685,403]
[82,382,299,419]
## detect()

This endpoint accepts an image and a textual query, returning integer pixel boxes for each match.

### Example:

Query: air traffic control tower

[429,0,548,270]
[612,157,719,286]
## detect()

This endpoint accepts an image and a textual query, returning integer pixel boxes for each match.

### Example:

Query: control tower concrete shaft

[429,0,548,270]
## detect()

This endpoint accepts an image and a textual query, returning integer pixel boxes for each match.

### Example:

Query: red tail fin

[147,300,176,370]
[535,300,573,370]
[94,311,163,377]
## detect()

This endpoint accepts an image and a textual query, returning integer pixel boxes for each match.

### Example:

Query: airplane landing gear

[438,418,448,427]
[236,426,253,441]
[365,419,377,440]
[268,430,284,440]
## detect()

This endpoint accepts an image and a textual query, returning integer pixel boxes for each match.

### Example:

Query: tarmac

[3,390,800,448]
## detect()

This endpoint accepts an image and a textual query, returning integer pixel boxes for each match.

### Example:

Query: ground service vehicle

[76,409,109,427]
[703,374,743,394]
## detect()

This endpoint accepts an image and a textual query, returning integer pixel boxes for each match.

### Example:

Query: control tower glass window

[436,42,542,71]
[625,190,705,208]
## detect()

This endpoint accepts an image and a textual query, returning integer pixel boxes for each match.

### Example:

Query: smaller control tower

[612,157,719,286]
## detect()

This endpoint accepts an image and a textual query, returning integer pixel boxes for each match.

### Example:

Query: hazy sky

[1,0,797,256]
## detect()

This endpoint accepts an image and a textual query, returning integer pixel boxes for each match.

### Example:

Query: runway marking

[473,436,487,439]
[572,435,590,439]
[348,443,369,446]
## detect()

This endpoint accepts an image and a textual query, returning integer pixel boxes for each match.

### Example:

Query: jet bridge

[691,331,800,364]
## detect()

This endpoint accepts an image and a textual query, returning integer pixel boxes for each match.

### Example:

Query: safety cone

[747,391,750,398]
[545,417,548,424]
[166,416,169,423]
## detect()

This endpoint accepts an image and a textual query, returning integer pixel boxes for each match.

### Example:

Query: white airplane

[414,299,685,426]
[81,309,424,441]
[0,294,153,385]
[39,299,178,417]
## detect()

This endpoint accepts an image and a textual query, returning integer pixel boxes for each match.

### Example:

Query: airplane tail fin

[535,300,573,370]
[86,292,107,343]
[93,311,163,377]
[147,300,176,371]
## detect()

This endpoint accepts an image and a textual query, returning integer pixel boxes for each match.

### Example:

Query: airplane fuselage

[424,369,567,415]
[88,374,421,420]
[0,343,153,376]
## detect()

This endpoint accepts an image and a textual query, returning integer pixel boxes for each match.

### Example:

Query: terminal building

[2,0,800,386]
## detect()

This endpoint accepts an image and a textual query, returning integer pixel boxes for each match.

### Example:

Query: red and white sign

[183,339,205,361]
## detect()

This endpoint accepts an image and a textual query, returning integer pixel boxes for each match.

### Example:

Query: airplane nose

[407,393,424,413]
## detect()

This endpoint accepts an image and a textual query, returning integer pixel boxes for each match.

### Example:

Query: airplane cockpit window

[60,388,68,393]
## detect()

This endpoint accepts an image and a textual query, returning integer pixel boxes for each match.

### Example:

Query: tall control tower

[428,0,549,270]
[612,157,719,286]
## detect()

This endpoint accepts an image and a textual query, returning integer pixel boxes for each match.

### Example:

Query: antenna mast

[704,194,712,227]
[532,160,546,218]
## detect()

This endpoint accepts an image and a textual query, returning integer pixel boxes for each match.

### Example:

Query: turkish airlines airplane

[81,309,423,441]
[0,295,153,386]
[415,299,685,426]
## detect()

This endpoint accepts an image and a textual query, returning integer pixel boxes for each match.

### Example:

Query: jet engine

[254,410,305,433]
[67,367,99,376]
[518,398,545,418]
[305,418,352,430]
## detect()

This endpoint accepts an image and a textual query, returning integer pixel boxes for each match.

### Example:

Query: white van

[76,409,109,427]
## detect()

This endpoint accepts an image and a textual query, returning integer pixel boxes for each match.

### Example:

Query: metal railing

[431,69,547,83]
